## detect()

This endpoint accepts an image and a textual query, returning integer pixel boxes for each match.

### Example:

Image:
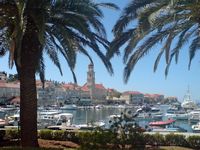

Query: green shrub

[78,131,93,148]
[187,135,200,149]
[0,129,5,140]
[145,133,165,146]
[165,133,188,147]
[52,130,65,141]
[66,131,79,143]
[5,129,20,139]
[38,129,53,140]
[144,134,156,145]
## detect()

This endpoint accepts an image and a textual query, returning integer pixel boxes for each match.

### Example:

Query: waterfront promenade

[145,131,200,137]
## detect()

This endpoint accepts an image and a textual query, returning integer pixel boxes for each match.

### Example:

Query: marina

[0,104,199,133]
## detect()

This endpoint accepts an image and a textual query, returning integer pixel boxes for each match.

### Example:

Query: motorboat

[47,113,75,130]
[188,110,200,122]
[149,126,186,132]
[60,104,77,110]
[148,119,186,132]
[165,111,189,120]
[0,119,8,127]
[135,107,163,120]
[76,121,106,130]
[149,119,175,127]
[181,88,196,109]
[191,122,200,133]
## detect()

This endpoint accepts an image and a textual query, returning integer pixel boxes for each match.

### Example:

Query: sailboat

[181,87,196,109]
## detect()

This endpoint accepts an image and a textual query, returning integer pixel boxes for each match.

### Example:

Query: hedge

[2,129,200,149]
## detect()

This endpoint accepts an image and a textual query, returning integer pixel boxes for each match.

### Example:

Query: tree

[108,0,200,83]
[0,0,118,147]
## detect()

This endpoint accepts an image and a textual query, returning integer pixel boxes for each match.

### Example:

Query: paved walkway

[145,132,200,137]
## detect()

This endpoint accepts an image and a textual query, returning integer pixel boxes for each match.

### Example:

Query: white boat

[60,104,77,110]
[181,88,196,109]
[150,126,186,132]
[191,122,200,133]
[76,121,105,130]
[188,110,200,122]
[165,111,189,120]
[47,113,75,130]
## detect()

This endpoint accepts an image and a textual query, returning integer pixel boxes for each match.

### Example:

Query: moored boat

[191,122,200,133]
[149,119,175,126]
[60,104,77,110]
[181,88,196,110]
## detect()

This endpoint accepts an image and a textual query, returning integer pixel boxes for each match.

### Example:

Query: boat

[60,104,77,110]
[47,113,76,130]
[181,88,196,110]
[148,119,186,132]
[149,126,186,132]
[165,111,189,120]
[188,110,200,122]
[135,107,163,120]
[0,119,8,127]
[76,121,106,130]
[149,119,175,127]
[191,122,200,133]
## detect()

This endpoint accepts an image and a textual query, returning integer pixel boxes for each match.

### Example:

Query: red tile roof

[0,82,20,88]
[95,84,106,90]
[81,83,106,92]
[123,91,142,95]
[62,83,79,90]
[81,83,89,92]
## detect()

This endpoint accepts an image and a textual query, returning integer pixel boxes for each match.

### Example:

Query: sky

[0,0,200,102]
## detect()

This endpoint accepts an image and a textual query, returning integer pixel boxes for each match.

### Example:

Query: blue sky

[0,0,200,102]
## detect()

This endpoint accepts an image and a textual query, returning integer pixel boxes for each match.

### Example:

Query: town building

[120,91,144,104]
[81,64,107,101]
[0,72,7,81]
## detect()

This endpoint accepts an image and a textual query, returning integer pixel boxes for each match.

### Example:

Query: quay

[145,132,200,138]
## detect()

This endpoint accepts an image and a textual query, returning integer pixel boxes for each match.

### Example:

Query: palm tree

[108,0,200,83]
[0,0,118,147]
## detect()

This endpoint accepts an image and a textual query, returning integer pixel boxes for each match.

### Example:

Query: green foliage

[144,134,156,145]
[5,129,20,140]
[165,133,188,147]
[38,129,53,140]
[52,130,64,141]
[146,133,165,146]
[109,0,200,83]
[187,135,200,149]
[38,129,79,143]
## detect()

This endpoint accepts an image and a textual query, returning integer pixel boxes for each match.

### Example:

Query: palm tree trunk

[17,16,41,147]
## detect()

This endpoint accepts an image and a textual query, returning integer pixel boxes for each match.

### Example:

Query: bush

[38,129,53,140]
[5,129,20,140]
[0,130,5,140]
[144,133,165,146]
[144,134,156,145]
[187,135,200,149]
[165,133,188,147]
[52,130,64,141]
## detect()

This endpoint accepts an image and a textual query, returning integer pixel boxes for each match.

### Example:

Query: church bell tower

[87,63,95,100]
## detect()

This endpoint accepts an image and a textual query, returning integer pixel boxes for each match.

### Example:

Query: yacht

[191,122,200,133]
[188,110,200,122]
[181,88,196,110]
[60,104,77,110]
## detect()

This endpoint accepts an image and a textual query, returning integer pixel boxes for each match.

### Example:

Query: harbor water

[0,105,194,132]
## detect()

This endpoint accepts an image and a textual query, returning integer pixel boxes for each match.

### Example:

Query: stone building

[0,72,7,81]
[81,64,107,101]
[120,91,144,104]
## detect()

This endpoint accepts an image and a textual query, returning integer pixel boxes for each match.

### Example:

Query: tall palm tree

[0,0,118,147]
[108,0,200,83]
